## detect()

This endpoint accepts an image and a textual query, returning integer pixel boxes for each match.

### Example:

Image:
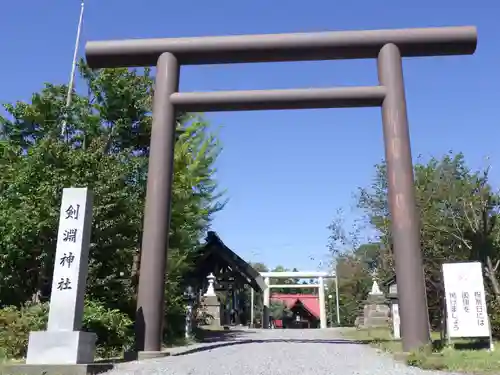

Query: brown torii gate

[85,26,477,354]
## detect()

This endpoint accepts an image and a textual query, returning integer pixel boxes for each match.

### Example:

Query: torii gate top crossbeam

[260,271,333,278]
[85,26,477,68]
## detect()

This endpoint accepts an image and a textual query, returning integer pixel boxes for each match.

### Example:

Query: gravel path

[104,328,463,375]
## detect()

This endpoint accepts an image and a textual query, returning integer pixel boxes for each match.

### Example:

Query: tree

[333,152,500,329]
[269,265,300,294]
[0,61,224,343]
[269,300,292,320]
[251,262,269,273]
[334,254,372,326]
[326,214,374,325]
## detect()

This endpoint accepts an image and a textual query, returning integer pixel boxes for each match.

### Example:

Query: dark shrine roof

[382,274,396,287]
[192,231,266,293]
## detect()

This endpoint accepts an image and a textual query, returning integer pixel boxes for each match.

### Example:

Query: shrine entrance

[254,271,337,329]
[85,25,477,354]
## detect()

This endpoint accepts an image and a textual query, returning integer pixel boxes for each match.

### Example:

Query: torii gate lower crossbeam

[85,25,477,355]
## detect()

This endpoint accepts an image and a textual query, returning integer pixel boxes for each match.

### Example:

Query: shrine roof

[271,293,321,319]
[192,231,266,292]
[382,274,396,287]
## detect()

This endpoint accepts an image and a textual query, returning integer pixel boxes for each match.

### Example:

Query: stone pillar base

[203,295,222,328]
[26,331,97,365]
[0,363,113,375]
[362,294,390,328]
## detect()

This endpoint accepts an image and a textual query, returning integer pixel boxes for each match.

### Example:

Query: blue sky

[1,0,498,271]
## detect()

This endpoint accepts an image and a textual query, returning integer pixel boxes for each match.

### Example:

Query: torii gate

[252,271,339,330]
[85,25,477,355]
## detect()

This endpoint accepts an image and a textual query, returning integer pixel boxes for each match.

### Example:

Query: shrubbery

[0,303,47,360]
[487,299,500,339]
[0,301,133,359]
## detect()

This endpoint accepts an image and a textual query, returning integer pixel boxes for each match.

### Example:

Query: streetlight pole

[335,270,340,326]
[61,0,86,139]
[328,294,333,327]
[250,288,254,328]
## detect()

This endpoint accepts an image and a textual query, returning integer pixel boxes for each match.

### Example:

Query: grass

[340,327,500,374]
[0,351,23,365]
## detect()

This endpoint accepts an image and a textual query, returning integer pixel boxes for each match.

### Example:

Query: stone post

[26,188,97,365]
[263,277,270,329]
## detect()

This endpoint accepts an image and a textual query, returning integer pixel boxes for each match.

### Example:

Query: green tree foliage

[0,60,224,356]
[326,211,377,326]
[251,262,269,273]
[270,265,296,294]
[328,152,500,332]
[269,300,292,320]
[326,253,373,326]
[268,266,318,295]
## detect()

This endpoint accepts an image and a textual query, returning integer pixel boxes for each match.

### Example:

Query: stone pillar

[26,188,97,365]
[318,277,327,329]
[263,277,270,329]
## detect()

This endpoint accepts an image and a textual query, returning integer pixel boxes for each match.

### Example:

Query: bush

[82,300,134,358]
[0,302,48,360]
[488,299,500,339]
[269,300,292,320]
[0,300,133,360]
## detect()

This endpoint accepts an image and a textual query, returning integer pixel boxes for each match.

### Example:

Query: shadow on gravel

[94,357,129,364]
[193,327,256,343]
[173,338,364,356]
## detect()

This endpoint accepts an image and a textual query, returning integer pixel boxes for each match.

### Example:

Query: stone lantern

[202,273,222,328]
[359,271,390,329]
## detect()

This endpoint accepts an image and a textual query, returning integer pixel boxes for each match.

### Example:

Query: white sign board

[442,262,490,338]
[47,188,94,332]
[389,283,398,295]
[392,303,401,339]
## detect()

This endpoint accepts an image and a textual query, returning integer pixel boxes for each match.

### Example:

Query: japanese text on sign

[448,292,459,331]
[55,204,81,292]
[65,204,80,220]
[60,252,75,268]
[63,228,78,243]
[475,291,485,327]
[57,277,72,290]
[462,291,470,313]
[442,262,490,338]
